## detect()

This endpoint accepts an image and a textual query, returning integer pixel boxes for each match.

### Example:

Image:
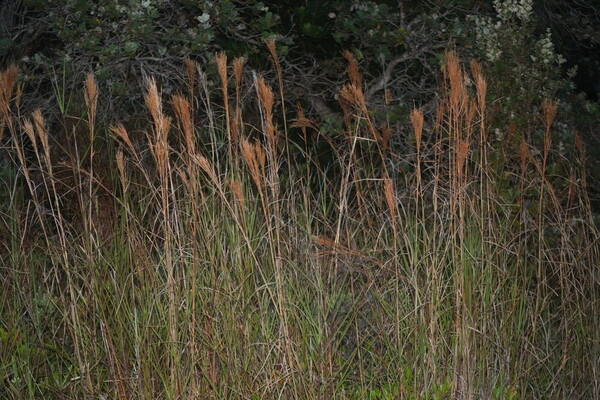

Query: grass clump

[0,49,598,400]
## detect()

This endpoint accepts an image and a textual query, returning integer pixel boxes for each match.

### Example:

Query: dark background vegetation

[1,0,599,208]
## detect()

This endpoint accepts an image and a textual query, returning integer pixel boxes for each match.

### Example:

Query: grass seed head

[84,72,98,122]
[542,99,558,130]
[111,124,134,153]
[470,60,487,114]
[23,119,36,147]
[145,77,162,126]
[410,108,424,152]
[228,179,245,208]
[383,178,397,218]
[171,95,194,155]
[184,57,197,92]
[241,139,262,189]
[116,147,127,185]
[444,51,466,111]
[0,64,18,116]
[195,154,218,185]
[343,50,362,90]
[233,57,245,92]
[215,52,228,90]
[266,39,278,64]
[256,75,276,149]
[32,109,50,160]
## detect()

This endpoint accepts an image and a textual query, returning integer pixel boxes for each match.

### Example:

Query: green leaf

[123,41,140,55]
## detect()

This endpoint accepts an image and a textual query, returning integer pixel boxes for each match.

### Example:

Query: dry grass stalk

[0,64,18,100]
[466,99,477,138]
[232,57,246,147]
[254,141,266,177]
[230,114,240,151]
[150,123,171,175]
[228,179,245,209]
[314,235,382,268]
[215,52,228,93]
[256,75,274,124]
[14,118,50,246]
[266,39,279,68]
[339,84,355,112]
[470,60,487,115]
[195,154,219,186]
[116,147,127,189]
[338,90,354,130]
[339,83,382,145]
[519,139,529,205]
[233,57,245,93]
[175,166,189,191]
[215,52,233,154]
[291,105,318,131]
[171,94,195,156]
[380,125,392,153]
[456,139,470,179]
[0,64,18,119]
[110,124,135,153]
[145,75,178,397]
[343,50,362,90]
[266,39,291,172]
[444,51,466,113]
[241,139,262,190]
[32,110,51,164]
[184,57,197,94]
[411,108,424,198]
[23,118,37,148]
[339,83,366,111]
[383,177,397,219]
[100,321,129,400]
[15,81,22,109]
[410,108,424,153]
[0,65,19,142]
[145,78,162,129]
[434,100,444,135]
[30,111,56,205]
[84,73,98,125]
[567,168,577,210]
[145,78,172,174]
[26,108,93,394]
[256,75,277,153]
[84,72,98,239]
[542,99,558,129]
[12,120,31,176]
[542,99,557,154]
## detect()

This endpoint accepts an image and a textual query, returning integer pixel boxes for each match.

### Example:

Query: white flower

[494,0,532,23]
[197,13,210,24]
[494,128,504,141]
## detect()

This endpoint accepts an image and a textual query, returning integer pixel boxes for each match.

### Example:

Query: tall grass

[0,49,598,400]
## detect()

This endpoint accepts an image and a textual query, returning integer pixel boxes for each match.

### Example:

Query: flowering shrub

[468,0,571,145]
